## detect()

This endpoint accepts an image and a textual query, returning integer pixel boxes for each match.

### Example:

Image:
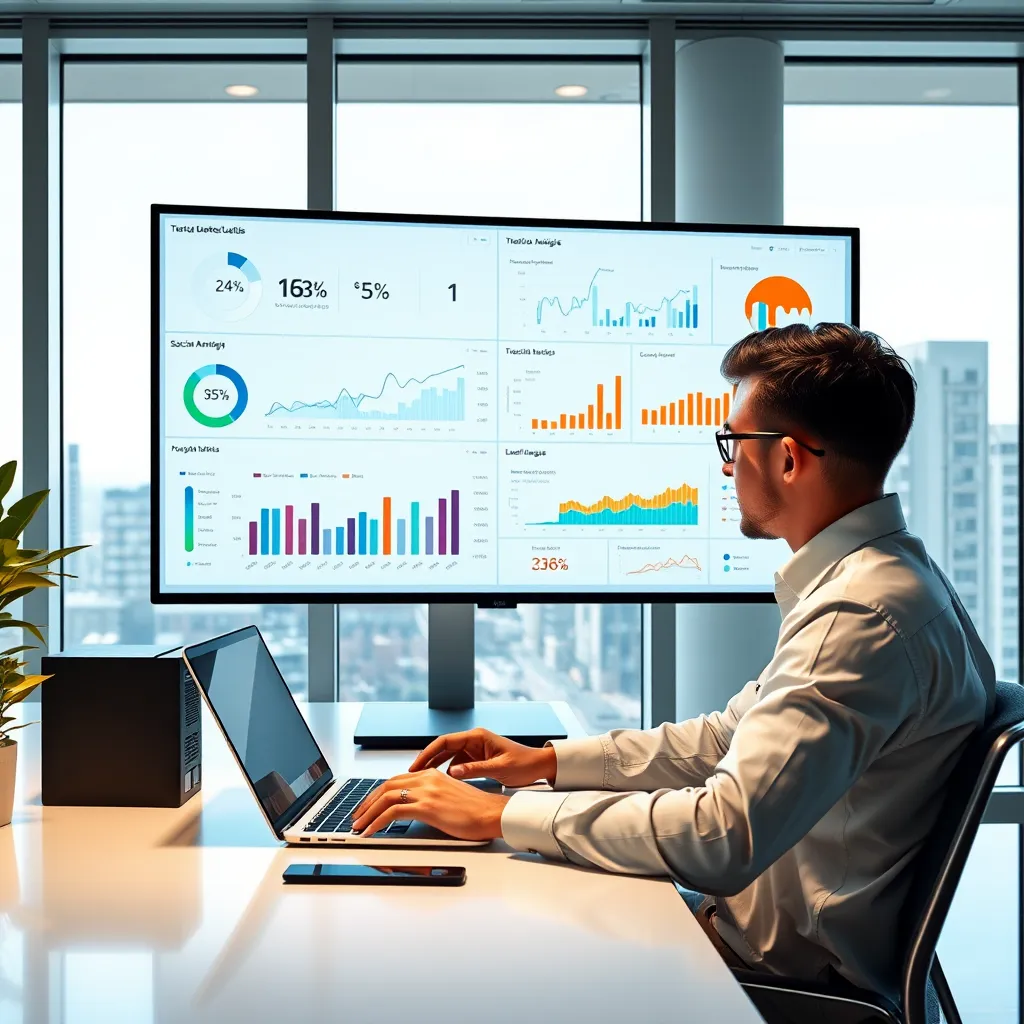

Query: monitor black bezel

[182,624,334,838]
[152,203,860,607]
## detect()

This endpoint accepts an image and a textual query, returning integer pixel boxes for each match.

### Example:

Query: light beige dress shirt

[501,494,995,998]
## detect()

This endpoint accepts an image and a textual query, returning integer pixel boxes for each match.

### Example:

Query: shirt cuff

[500,790,572,861]
[548,735,608,791]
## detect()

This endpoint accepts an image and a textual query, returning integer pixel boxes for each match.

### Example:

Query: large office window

[785,63,1021,1022]
[0,63,21,501]
[784,64,1019,689]
[61,61,311,690]
[335,61,643,730]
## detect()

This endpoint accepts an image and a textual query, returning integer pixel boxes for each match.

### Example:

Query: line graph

[534,268,699,330]
[626,554,703,575]
[265,365,466,422]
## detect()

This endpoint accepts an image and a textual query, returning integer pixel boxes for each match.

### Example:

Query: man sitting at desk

[352,322,995,1000]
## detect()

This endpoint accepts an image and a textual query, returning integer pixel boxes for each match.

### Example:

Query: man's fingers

[408,735,451,772]
[448,759,494,780]
[352,779,399,823]
[408,730,475,772]
[356,801,407,839]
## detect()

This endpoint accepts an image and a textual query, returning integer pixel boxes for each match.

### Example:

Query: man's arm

[501,602,918,894]
[549,679,760,793]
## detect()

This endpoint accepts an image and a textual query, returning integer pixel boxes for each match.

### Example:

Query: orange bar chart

[532,375,623,431]
[643,388,731,427]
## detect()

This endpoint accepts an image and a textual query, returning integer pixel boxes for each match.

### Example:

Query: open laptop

[183,625,489,847]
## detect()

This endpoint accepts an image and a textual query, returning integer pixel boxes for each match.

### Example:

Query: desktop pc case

[41,647,201,807]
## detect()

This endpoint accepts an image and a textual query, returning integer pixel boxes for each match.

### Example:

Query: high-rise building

[100,483,154,643]
[989,423,1019,683]
[891,341,989,641]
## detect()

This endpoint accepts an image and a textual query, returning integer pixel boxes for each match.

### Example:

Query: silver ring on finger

[400,788,410,804]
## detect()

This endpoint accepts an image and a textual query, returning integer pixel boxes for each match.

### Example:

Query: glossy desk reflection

[0,701,764,1024]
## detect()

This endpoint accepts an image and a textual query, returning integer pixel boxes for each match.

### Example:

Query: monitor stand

[352,604,568,750]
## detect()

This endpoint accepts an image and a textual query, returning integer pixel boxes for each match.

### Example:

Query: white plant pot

[0,741,15,828]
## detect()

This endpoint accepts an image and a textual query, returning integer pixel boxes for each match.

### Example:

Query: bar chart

[184,486,194,552]
[247,490,461,558]
[530,482,699,527]
[641,387,733,427]
[531,374,623,431]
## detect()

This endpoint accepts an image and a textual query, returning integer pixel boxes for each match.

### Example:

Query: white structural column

[673,37,785,721]
[675,37,784,226]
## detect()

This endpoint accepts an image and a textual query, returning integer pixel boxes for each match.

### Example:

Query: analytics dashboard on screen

[154,206,857,601]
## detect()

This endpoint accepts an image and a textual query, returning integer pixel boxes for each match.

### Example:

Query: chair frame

[729,681,1024,1024]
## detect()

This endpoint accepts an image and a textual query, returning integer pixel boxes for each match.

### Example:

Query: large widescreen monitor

[152,205,858,605]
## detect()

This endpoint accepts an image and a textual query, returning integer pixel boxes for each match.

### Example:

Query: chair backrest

[899,680,1024,1024]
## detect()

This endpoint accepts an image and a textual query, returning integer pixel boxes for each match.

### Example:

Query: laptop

[183,625,489,847]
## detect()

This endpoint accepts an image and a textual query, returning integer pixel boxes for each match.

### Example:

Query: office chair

[713,681,1024,1024]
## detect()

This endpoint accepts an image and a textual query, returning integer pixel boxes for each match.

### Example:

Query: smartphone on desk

[283,864,466,886]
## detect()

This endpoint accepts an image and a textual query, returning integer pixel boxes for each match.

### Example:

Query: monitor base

[353,701,568,750]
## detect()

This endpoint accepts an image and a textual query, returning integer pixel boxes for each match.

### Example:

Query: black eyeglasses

[715,428,826,465]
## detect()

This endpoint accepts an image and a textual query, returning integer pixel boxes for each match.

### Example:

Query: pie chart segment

[193,251,263,321]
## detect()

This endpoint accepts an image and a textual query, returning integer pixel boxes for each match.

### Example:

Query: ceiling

[0,57,1016,103]
[0,0,1022,14]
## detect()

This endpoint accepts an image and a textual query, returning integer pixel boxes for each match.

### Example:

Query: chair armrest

[733,969,902,1024]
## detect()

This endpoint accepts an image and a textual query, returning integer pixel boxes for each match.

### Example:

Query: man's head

[719,322,916,549]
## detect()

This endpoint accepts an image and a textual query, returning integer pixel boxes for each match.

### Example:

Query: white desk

[0,700,764,1024]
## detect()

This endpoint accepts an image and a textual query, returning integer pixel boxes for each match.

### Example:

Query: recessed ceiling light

[923,87,952,100]
[555,84,588,99]
[225,84,260,98]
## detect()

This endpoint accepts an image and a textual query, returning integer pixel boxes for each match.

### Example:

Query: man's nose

[722,462,734,478]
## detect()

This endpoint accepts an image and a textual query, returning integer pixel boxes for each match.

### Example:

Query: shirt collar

[773,493,908,614]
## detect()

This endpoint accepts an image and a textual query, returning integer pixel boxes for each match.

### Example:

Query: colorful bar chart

[184,486,194,552]
[531,375,623,431]
[247,490,461,558]
[641,388,732,427]
[530,482,699,526]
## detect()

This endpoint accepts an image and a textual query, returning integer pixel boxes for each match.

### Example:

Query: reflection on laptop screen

[186,628,329,826]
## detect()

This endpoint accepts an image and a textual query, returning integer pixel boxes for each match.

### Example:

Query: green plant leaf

[0,574,56,592]
[3,677,46,704]
[0,489,47,542]
[0,461,16,515]
[0,619,46,645]
[4,546,90,572]
[0,721,38,734]
[0,645,35,658]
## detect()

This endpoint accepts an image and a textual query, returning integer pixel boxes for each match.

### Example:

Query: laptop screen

[184,626,331,833]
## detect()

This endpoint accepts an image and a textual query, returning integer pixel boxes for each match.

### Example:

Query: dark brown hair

[720,322,916,483]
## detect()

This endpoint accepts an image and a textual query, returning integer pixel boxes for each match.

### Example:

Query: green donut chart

[184,364,249,427]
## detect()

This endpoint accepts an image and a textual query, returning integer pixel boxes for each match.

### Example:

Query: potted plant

[0,461,86,828]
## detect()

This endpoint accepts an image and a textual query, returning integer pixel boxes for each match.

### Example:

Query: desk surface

[0,700,763,1024]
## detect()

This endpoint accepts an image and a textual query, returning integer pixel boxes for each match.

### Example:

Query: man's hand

[408,727,557,789]
[350,770,510,842]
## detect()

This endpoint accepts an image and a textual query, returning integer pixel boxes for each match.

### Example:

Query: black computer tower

[41,647,201,807]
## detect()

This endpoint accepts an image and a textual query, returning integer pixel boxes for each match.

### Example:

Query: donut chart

[193,251,263,321]
[183,364,249,428]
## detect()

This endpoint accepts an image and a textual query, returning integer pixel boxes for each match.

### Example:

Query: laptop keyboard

[303,777,412,837]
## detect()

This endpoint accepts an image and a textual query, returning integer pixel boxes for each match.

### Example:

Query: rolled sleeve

[500,790,572,860]
[548,736,608,791]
